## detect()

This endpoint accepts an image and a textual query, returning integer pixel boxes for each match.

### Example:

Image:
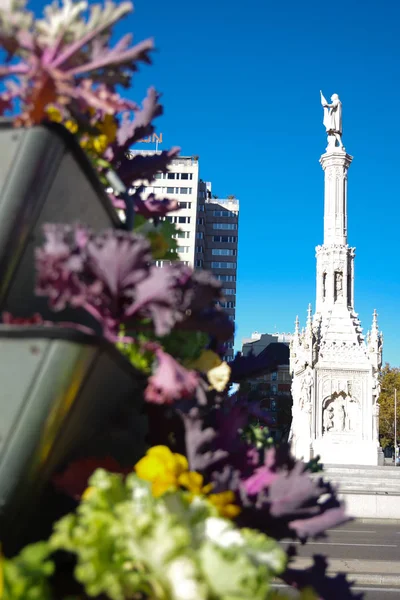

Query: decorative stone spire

[294,315,300,336]
[306,303,312,331]
[368,309,383,372]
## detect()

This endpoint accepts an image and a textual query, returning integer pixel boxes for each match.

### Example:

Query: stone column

[320,151,353,246]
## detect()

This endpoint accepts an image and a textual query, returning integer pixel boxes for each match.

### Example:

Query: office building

[128,153,239,361]
[129,152,200,267]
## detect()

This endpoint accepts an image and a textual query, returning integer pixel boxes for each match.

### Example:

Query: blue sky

[31,0,400,364]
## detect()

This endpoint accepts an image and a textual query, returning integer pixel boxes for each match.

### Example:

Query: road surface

[276,520,400,599]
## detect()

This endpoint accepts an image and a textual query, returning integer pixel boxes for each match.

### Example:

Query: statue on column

[320,91,343,149]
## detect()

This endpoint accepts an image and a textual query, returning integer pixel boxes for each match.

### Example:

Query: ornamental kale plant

[0,1,362,599]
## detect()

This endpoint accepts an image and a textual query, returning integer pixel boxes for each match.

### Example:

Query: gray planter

[0,119,122,330]
[0,325,146,551]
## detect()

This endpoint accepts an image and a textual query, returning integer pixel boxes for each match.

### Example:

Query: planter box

[0,326,146,552]
[0,119,122,330]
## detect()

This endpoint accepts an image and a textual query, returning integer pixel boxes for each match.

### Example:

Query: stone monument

[289,92,383,466]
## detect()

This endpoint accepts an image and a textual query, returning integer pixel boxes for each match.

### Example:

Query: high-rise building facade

[129,152,200,267]
[204,191,239,362]
[128,153,239,361]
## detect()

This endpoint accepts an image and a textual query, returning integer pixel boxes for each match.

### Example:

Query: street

[277,520,400,598]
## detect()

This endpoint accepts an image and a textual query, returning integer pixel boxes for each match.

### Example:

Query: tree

[379,363,400,448]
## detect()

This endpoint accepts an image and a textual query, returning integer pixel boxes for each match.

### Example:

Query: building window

[198,204,205,211]
[167,187,174,193]
[212,235,237,243]
[271,371,277,381]
[212,248,236,256]
[195,259,203,268]
[177,246,189,253]
[228,315,235,321]
[180,187,188,194]
[154,173,162,179]
[213,210,234,217]
[223,288,235,295]
[218,301,235,309]
[211,262,236,269]
[271,400,277,411]
[216,274,236,282]
[167,173,175,179]
[180,173,189,180]
[196,245,204,253]
[271,384,277,394]
[196,232,204,239]
[213,223,237,230]
[172,231,190,239]
[178,201,191,209]
[197,217,204,225]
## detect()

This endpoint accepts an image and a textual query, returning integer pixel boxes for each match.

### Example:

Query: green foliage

[2,542,54,600]
[48,469,286,600]
[242,421,274,450]
[116,331,154,374]
[162,330,209,363]
[379,363,400,447]
[304,455,324,473]
[134,215,179,261]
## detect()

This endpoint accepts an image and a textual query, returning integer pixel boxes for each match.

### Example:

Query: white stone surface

[318,465,400,518]
[289,94,383,466]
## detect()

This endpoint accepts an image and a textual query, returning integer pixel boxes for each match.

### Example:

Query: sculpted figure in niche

[346,398,359,432]
[300,366,314,407]
[320,91,343,149]
[335,271,343,301]
[339,403,346,432]
[323,405,334,433]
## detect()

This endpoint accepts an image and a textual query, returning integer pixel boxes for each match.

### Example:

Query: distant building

[230,341,292,441]
[242,332,292,357]
[196,181,239,362]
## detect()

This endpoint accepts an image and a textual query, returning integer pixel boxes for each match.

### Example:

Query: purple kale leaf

[35,224,152,341]
[106,87,163,163]
[0,0,153,124]
[144,345,199,405]
[133,192,180,219]
[126,262,231,340]
[116,147,180,187]
[237,445,350,542]
[177,405,228,472]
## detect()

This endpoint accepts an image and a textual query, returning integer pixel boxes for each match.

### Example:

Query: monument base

[312,437,382,466]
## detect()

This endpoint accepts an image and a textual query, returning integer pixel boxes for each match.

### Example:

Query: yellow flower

[135,446,189,497]
[207,361,231,392]
[134,446,240,519]
[186,350,231,392]
[208,491,241,519]
[98,114,118,144]
[65,119,78,134]
[46,106,63,123]
[188,350,221,373]
[178,471,213,495]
